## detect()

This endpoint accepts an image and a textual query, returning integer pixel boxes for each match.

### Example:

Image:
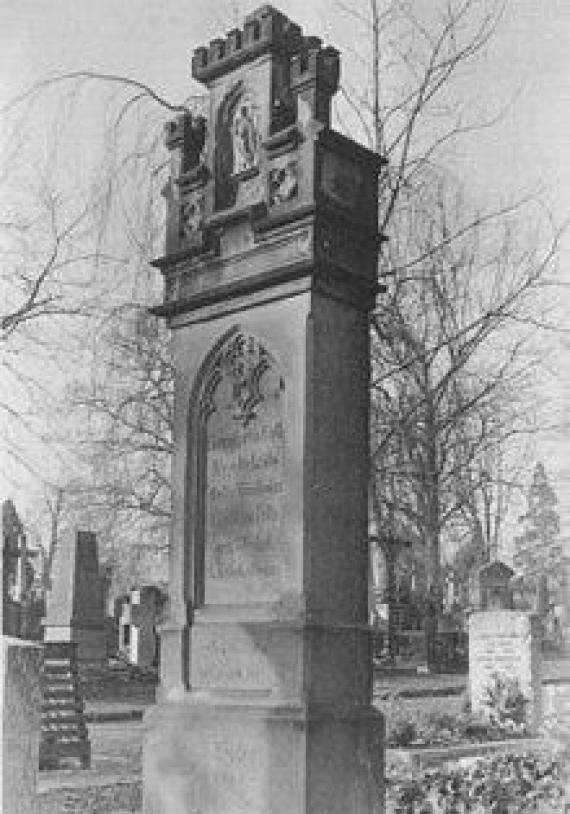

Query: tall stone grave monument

[144,7,385,813]
[44,531,106,662]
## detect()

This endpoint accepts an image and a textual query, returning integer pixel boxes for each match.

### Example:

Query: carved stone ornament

[231,94,260,176]
[180,193,205,241]
[184,116,207,174]
[269,161,298,206]
[214,83,261,210]
[201,332,283,426]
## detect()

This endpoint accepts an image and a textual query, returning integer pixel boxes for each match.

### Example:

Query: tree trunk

[423,383,440,670]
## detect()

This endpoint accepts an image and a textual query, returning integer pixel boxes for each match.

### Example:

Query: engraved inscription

[202,334,287,603]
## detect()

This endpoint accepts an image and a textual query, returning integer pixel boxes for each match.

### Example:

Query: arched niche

[214,81,261,211]
[189,327,289,607]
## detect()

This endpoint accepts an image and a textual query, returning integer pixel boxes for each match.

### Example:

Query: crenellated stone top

[192,5,304,83]
[154,6,386,318]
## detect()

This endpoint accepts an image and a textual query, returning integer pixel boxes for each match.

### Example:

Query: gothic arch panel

[190,328,289,606]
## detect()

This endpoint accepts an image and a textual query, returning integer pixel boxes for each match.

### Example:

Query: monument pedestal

[145,697,383,814]
[144,6,386,812]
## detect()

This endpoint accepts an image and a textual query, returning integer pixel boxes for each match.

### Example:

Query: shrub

[482,672,529,732]
[387,714,418,747]
[385,705,529,748]
[386,747,569,813]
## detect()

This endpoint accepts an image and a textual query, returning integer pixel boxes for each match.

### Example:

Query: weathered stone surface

[468,610,542,732]
[144,700,384,814]
[202,333,289,604]
[2,636,42,814]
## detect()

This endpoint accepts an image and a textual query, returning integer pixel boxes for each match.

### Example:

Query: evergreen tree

[514,463,567,601]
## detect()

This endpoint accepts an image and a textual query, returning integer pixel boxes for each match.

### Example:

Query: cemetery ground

[35,654,570,813]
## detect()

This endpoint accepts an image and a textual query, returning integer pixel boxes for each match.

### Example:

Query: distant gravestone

[478,560,514,610]
[469,610,542,732]
[44,531,106,662]
[118,585,166,667]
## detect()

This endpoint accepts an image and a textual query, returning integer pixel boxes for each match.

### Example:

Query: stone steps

[40,642,91,770]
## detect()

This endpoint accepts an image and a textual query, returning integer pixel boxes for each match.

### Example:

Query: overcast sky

[2,0,570,544]
[3,1,569,213]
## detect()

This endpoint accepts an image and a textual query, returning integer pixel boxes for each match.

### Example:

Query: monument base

[143,695,384,814]
[44,623,107,663]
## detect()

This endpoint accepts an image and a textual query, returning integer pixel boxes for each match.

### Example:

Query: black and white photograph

[1,1,569,811]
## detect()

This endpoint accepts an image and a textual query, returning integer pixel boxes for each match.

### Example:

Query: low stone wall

[386,735,549,771]
[2,636,43,814]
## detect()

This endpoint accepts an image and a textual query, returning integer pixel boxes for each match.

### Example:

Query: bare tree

[60,305,173,591]
[2,4,562,607]
[370,177,560,662]
[336,0,509,228]
[0,76,173,517]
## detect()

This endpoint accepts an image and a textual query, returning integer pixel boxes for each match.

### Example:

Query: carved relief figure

[269,162,298,206]
[181,193,205,242]
[231,98,260,175]
[214,84,260,210]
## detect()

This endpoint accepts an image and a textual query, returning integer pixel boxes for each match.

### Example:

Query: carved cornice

[262,124,302,159]
[149,259,314,319]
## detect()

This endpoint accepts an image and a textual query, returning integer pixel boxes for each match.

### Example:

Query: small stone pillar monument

[469,560,542,733]
[143,7,385,813]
